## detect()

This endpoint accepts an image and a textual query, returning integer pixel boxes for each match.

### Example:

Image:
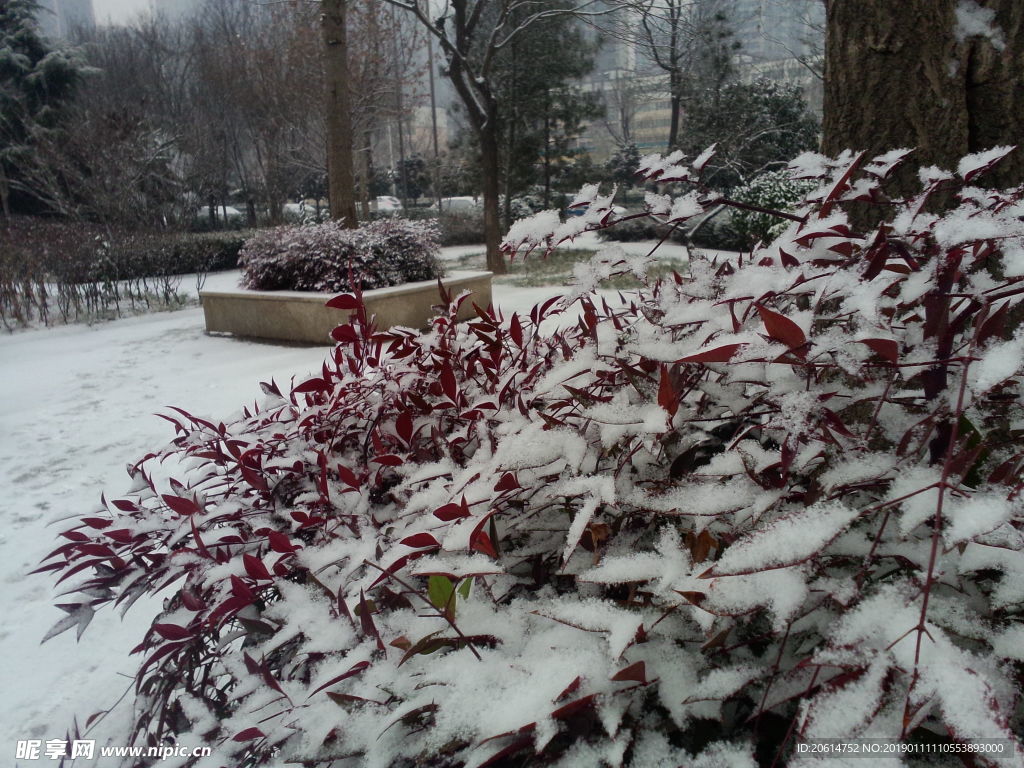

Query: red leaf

[308,660,371,698]
[493,472,520,492]
[434,502,470,521]
[231,574,255,602]
[396,411,414,444]
[509,313,524,347]
[338,465,360,489]
[978,302,1009,344]
[611,661,647,684]
[81,517,113,529]
[104,528,134,544]
[400,532,440,550]
[372,454,404,467]
[180,589,206,611]
[241,466,268,492]
[440,362,458,402]
[677,343,744,364]
[358,589,385,651]
[331,324,358,344]
[325,293,361,310]
[822,408,855,438]
[858,338,898,363]
[232,728,265,742]
[657,364,678,417]
[243,554,272,581]
[153,623,193,641]
[470,527,498,558]
[551,693,598,721]
[161,494,199,516]
[756,305,807,350]
[292,377,329,395]
[266,532,299,557]
[110,499,138,512]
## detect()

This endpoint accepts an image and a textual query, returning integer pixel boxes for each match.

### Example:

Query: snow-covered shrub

[0,220,243,328]
[239,217,442,292]
[509,194,545,222]
[44,146,1024,767]
[729,169,818,248]
[437,210,486,246]
[600,214,664,242]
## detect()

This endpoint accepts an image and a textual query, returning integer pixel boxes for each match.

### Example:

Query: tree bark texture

[479,114,505,276]
[823,0,1024,194]
[322,0,359,228]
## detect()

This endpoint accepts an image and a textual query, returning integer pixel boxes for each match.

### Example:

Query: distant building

[35,0,95,39]
[149,0,203,20]
[732,0,823,64]
[575,0,823,161]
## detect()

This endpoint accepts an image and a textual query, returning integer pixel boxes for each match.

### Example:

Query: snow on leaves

[43,146,1024,767]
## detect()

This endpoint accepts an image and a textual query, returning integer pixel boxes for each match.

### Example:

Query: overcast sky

[92,0,151,25]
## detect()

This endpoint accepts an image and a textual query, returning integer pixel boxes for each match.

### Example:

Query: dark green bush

[599,215,665,242]
[678,213,750,251]
[437,211,486,246]
[0,218,246,328]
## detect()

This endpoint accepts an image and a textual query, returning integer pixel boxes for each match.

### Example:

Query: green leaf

[457,577,472,601]
[427,575,455,613]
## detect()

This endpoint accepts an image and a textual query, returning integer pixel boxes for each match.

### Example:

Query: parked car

[370,195,403,215]
[282,202,305,221]
[194,205,245,229]
[429,196,480,213]
[564,203,627,218]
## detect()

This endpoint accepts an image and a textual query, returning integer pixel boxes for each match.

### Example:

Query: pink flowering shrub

[43,147,1024,767]
[239,217,442,293]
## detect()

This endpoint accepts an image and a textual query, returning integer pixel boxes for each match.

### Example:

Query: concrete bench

[200,270,492,345]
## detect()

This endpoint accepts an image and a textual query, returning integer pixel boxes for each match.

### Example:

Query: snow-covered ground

[0,239,661,758]
[437,228,696,263]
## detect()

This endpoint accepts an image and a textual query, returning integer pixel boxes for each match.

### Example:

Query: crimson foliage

[238,217,442,293]
[44,147,1024,767]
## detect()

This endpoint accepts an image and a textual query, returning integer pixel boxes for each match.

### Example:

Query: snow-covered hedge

[44,146,1024,767]
[729,169,818,248]
[239,217,442,293]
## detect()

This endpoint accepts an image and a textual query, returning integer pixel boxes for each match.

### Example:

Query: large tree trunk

[667,75,682,152]
[823,0,1023,195]
[322,0,359,227]
[479,120,506,276]
[965,1,1024,189]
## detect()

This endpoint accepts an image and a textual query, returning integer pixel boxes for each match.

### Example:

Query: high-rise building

[731,0,824,64]
[149,0,203,21]
[35,0,95,39]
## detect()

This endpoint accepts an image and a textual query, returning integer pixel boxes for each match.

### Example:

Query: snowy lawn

[0,239,667,754]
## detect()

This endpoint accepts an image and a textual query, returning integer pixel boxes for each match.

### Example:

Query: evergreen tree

[0,0,84,217]
[487,5,602,220]
[679,78,820,190]
[605,142,641,190]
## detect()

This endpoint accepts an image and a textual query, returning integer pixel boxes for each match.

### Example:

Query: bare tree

[321,0,358,225]
[378,0,613,274]
[602,0,741,152]
[601,69,653,148]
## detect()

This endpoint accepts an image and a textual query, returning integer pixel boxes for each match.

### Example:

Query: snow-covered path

[0,308,335,751]
[0,267,606,753]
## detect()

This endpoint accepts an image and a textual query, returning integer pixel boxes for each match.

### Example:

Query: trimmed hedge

[239,217,442,293]
[0,218,246,328]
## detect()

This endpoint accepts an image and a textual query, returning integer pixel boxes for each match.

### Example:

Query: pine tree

[679,78,820,191]
[492,6,602,219]
[0,0,84,217]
